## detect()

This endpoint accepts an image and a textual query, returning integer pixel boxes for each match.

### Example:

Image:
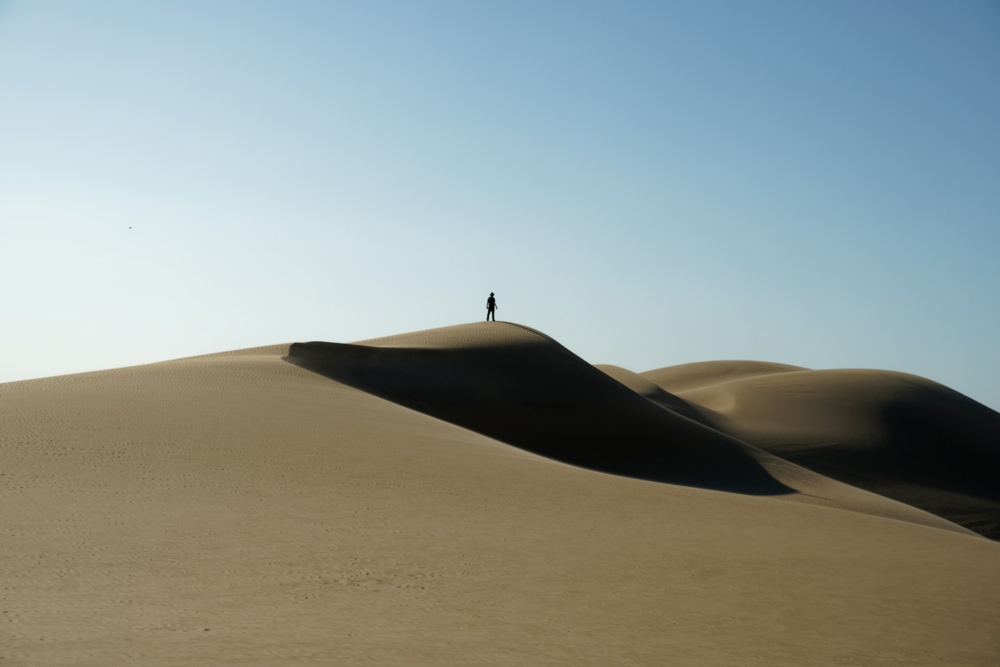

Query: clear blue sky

[2,1,998,409]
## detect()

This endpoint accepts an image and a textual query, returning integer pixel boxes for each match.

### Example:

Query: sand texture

[2,322,999,665]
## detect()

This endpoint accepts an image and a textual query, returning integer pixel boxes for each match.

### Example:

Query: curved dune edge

[287,322,967,535]
[594,363,720,426]
[287,326,792,496]
[642,359,807,393]
[641,363,1000,539]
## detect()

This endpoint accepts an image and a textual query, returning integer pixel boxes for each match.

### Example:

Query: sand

[2,322,999,665]
[641,361,1000,539]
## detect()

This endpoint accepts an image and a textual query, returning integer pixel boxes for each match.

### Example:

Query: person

[486,292,497,321]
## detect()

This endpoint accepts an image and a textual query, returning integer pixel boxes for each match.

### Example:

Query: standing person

[486,292,497,321]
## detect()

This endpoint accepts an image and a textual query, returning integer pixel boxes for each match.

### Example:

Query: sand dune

[643,359,807,393]
[287,323,790,495]
[592,364,712,424]
[2,323,999,665]
[290,324,964,532]
[641,363,1000,539]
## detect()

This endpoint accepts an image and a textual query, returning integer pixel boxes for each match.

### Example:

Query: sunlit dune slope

[2,328,999,665]
[641,364,1000,539]
[643,359,807,393]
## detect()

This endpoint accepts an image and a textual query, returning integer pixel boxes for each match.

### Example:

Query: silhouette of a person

[486,292,497,321]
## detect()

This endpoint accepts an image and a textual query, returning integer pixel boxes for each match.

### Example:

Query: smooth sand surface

[641,362,1000,539]
[3,323,999,665]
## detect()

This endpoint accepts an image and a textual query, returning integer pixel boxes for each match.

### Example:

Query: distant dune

[640,362,1000,539]
[2,322,999,665]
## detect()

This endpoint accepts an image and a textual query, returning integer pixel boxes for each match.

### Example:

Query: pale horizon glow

[1,1,998,410]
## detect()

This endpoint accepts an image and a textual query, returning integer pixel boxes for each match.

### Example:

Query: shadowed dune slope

[3,337,1000,665]
[642,365,1000,539]
[287,323,791,495]
[289,324,966,534]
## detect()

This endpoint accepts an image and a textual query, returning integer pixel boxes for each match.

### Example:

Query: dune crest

[642,359,806,393]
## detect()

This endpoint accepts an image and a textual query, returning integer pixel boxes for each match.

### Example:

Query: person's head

[490,292,494,296]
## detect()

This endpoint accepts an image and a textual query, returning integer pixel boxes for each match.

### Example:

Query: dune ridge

[642,359,807,393]
[286,326,788,496]
[288,323,967,534]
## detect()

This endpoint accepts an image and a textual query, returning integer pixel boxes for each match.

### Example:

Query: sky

[1,1,998,409]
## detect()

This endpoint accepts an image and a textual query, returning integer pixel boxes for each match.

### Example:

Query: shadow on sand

[286,339,795,497]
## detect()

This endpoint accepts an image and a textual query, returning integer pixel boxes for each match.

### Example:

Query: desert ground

[2,322,999,665]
